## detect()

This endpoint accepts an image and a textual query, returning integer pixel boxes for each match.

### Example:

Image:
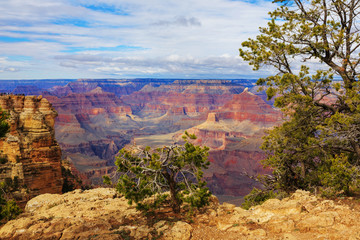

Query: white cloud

[54,53,271,78]
[0,0,277,79]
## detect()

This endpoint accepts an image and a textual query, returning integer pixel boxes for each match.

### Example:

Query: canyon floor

[1,188,360,240]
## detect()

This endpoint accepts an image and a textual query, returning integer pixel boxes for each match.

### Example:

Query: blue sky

[0,0,276,79]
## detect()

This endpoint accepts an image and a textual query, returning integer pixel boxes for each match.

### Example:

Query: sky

[0,0,276,80]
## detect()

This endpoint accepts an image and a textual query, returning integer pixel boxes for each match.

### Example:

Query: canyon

[0,78,280,200]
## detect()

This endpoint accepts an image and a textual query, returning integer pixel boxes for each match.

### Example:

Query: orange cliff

[217,89,282,124]
[0,95,63,205]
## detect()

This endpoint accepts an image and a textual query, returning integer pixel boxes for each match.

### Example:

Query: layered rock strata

[0,95,63,204]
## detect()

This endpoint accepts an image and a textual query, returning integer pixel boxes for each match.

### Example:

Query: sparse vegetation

[0,109,9,139]
[104,131,211,214]
[240,0,360,201]
[0,108,21,223]
[61,165,80,193]
[0,180,22,223]
[241,188,288,210]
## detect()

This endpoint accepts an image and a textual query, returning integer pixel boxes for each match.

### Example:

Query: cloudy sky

[0,0,276,79]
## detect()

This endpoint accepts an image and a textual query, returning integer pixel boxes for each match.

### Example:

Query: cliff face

[0,95,63,204]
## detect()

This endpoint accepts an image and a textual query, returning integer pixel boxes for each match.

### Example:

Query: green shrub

[0,199,21,222]
[105,132,211,213]
[318,155,360,197]
[0,181,22,223]
[241,188,287,210]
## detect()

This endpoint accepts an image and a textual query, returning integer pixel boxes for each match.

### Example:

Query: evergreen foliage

[0,109,9,139]
[0,108,21,223]
[241,188,288,210]
[105,132,211,213]
[240,0,360,197]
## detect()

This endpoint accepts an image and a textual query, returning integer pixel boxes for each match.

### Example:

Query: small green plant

[0,181,22,223]
[105,131,211,213]
[0,109,9,139]
[113,229,131,240]
[241,188,287,210]
[0,199,21,222]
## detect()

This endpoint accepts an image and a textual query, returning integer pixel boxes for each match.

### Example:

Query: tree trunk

[163,171,181,213]
[168,178,181,213]
[300,161,305,179]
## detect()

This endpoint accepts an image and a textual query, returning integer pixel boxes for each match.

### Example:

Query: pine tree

[104,132,211,213]
[240,0,360,196]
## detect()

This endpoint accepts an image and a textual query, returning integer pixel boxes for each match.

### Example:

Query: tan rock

[233,207,250,218]
[164,221,192,240]
[247,229,267,239]
[220,202,236,212]
[0,95,63,206]
[266,216,295,233]
[3,189,360,240]
[227,224,249,233]
[296,212,336,230]
[216,222,234,231]
[154,220,169,235]
[281,233,298,240]
[248,197,303,224]
[131,225,152,239]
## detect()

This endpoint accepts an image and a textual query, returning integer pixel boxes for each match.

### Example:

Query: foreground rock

[1,189,360,239]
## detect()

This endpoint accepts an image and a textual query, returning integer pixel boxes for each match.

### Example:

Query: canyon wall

[0,95,63,205]
[0,79,280,199]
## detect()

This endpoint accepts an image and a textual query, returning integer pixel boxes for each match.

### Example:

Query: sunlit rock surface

[1,189,359,239]
[0,95,63,205]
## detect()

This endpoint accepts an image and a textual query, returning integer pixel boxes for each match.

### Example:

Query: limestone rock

[2,186,360,239]
[164,221,192,240]
[0,95,63,206]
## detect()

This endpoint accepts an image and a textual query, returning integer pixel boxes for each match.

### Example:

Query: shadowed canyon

[0,79,282,202]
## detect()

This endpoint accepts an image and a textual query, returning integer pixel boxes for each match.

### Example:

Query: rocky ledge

[1,189,360,239]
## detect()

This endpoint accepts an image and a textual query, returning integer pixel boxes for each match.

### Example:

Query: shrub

[0,181,22,223]
[0,199,21,222]
[318,155,360,197]
[241,188,287,210]
[104,132,211,213]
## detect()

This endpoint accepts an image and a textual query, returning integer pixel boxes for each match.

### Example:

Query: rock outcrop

[0,95,63,205]
[217,89,282,125]
[1,189,360,239]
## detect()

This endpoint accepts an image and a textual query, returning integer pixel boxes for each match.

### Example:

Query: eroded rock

[2,189,360,240]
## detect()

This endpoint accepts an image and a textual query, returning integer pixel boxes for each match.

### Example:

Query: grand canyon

[0,78,281,202]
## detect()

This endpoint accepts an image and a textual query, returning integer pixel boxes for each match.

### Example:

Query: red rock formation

[50,87,132,116]
[0,95,63,204]
[173,91,281,196]
[217,89,282,124]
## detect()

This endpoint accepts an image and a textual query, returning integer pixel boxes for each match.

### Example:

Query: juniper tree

[240,0,360,195]
[104,132,211,213]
